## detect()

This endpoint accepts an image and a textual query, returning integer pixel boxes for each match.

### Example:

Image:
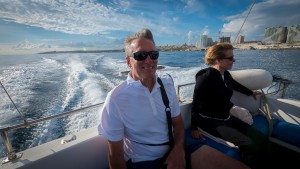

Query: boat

[1,68,300,169]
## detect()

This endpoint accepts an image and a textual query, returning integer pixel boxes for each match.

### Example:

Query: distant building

[263,26,287,44]
[196,35,207,48]
[218,37,231,43]
[200,35,208,48]
[286,25,300,43]
[236,35,245,44]
[207,37,214,46]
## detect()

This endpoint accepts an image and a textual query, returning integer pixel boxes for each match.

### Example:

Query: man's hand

[165,145,186,169]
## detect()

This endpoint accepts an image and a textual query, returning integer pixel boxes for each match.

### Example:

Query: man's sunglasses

[223,56,235,61]
[132,51,159,61]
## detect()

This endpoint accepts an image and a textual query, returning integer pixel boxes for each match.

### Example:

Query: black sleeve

[191,72,209,130]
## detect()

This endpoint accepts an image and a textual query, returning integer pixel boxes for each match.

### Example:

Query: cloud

[182,0,205,14]
[0,0,158,35]
[61,38,123,48]
[202,26,209,36]
[222,0,300,41]
[187,31,193,45]
[14,40,51,50]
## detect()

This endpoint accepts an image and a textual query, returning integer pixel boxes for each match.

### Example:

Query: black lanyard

[157,77,174,148]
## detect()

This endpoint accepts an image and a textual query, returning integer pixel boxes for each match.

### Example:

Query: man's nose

[144,55,152,63]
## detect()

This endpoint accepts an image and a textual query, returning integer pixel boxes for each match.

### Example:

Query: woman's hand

[252,91,261,100]
[191,130,205,139]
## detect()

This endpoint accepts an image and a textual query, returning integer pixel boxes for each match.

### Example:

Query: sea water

[0,49,300,158]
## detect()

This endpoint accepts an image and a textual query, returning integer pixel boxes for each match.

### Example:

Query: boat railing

[177,82,195,102]
[176,74,292,102]
[0,102,104,164]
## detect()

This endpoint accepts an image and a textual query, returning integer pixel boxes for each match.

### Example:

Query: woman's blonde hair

[205,43,233,65]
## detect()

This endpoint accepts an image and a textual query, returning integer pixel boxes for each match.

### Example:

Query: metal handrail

[0,102,104,132]
[1,102,104,163]
[177,82,195,101]
[176,75,292,101]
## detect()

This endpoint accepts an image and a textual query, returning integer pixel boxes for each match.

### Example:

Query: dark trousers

[126,155,167,169]
[197,115,271,169]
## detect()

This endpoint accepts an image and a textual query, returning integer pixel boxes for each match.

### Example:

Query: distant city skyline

[196,24,300,48]
[0,0,300,55]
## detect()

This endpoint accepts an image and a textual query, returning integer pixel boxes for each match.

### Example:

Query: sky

[0,0,300,55]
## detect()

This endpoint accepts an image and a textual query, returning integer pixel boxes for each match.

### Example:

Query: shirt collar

[126,72,159,88]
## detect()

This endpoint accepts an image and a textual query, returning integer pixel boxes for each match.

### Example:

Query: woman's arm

[191,72,209,130]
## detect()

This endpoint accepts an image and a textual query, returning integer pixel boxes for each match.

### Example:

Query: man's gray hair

[124,28,156,58]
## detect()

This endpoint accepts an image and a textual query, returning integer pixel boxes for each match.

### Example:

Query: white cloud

[0,0,156,35]
[182,0,205,14]
[187,31,193,45]
[14,40,51,50]
[173,17,179,22]
[202,26,209,36]
[112,0,131,11]
[222,0,300,41]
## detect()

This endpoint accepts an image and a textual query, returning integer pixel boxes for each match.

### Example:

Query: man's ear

[126,57,132,68]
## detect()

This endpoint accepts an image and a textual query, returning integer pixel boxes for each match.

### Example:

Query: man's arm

[107,140,126,169]
[166,115,186,169]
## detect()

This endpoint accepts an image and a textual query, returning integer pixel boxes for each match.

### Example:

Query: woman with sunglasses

[99,29,250,169]
[190,43,269,169]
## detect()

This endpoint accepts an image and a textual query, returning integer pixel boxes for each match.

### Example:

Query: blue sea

[1,49,300,158]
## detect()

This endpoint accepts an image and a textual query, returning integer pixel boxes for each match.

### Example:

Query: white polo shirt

[98,73,180,162]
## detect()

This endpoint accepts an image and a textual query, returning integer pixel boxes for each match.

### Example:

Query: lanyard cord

[157,77,174,148]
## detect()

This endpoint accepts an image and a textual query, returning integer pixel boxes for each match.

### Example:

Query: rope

[234,0,256,44]
[0,80,28,126]
[258,90,273,136]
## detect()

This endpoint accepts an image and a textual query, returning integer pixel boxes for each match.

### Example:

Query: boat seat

[251,114,269,134]
[181,101,300,162]
[271,119,300,147]
[232,91,300,152]
[180,102,240,160]
[184,128,241,160]
[252,114,300,149]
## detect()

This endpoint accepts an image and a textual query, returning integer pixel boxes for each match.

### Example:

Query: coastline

[158,43,300,51]
[233,42,300,50]
[37,42,300,54]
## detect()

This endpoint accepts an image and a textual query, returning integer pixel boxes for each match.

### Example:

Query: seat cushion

[185,129,240,160]
[272,120,300,147]
[252,114,300,147]
[252,114,270,135]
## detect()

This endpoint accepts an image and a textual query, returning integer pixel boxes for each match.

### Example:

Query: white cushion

[230,106,253,125]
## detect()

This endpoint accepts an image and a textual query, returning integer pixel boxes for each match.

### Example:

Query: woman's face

[219,49,235,70]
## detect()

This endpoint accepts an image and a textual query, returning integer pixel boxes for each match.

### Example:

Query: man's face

[126,38,158,81]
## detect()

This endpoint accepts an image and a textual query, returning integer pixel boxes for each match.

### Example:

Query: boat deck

[1,127,109,169]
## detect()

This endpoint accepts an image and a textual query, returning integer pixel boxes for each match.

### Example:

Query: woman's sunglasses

[223,56,235,61]
[132,51,159,61]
